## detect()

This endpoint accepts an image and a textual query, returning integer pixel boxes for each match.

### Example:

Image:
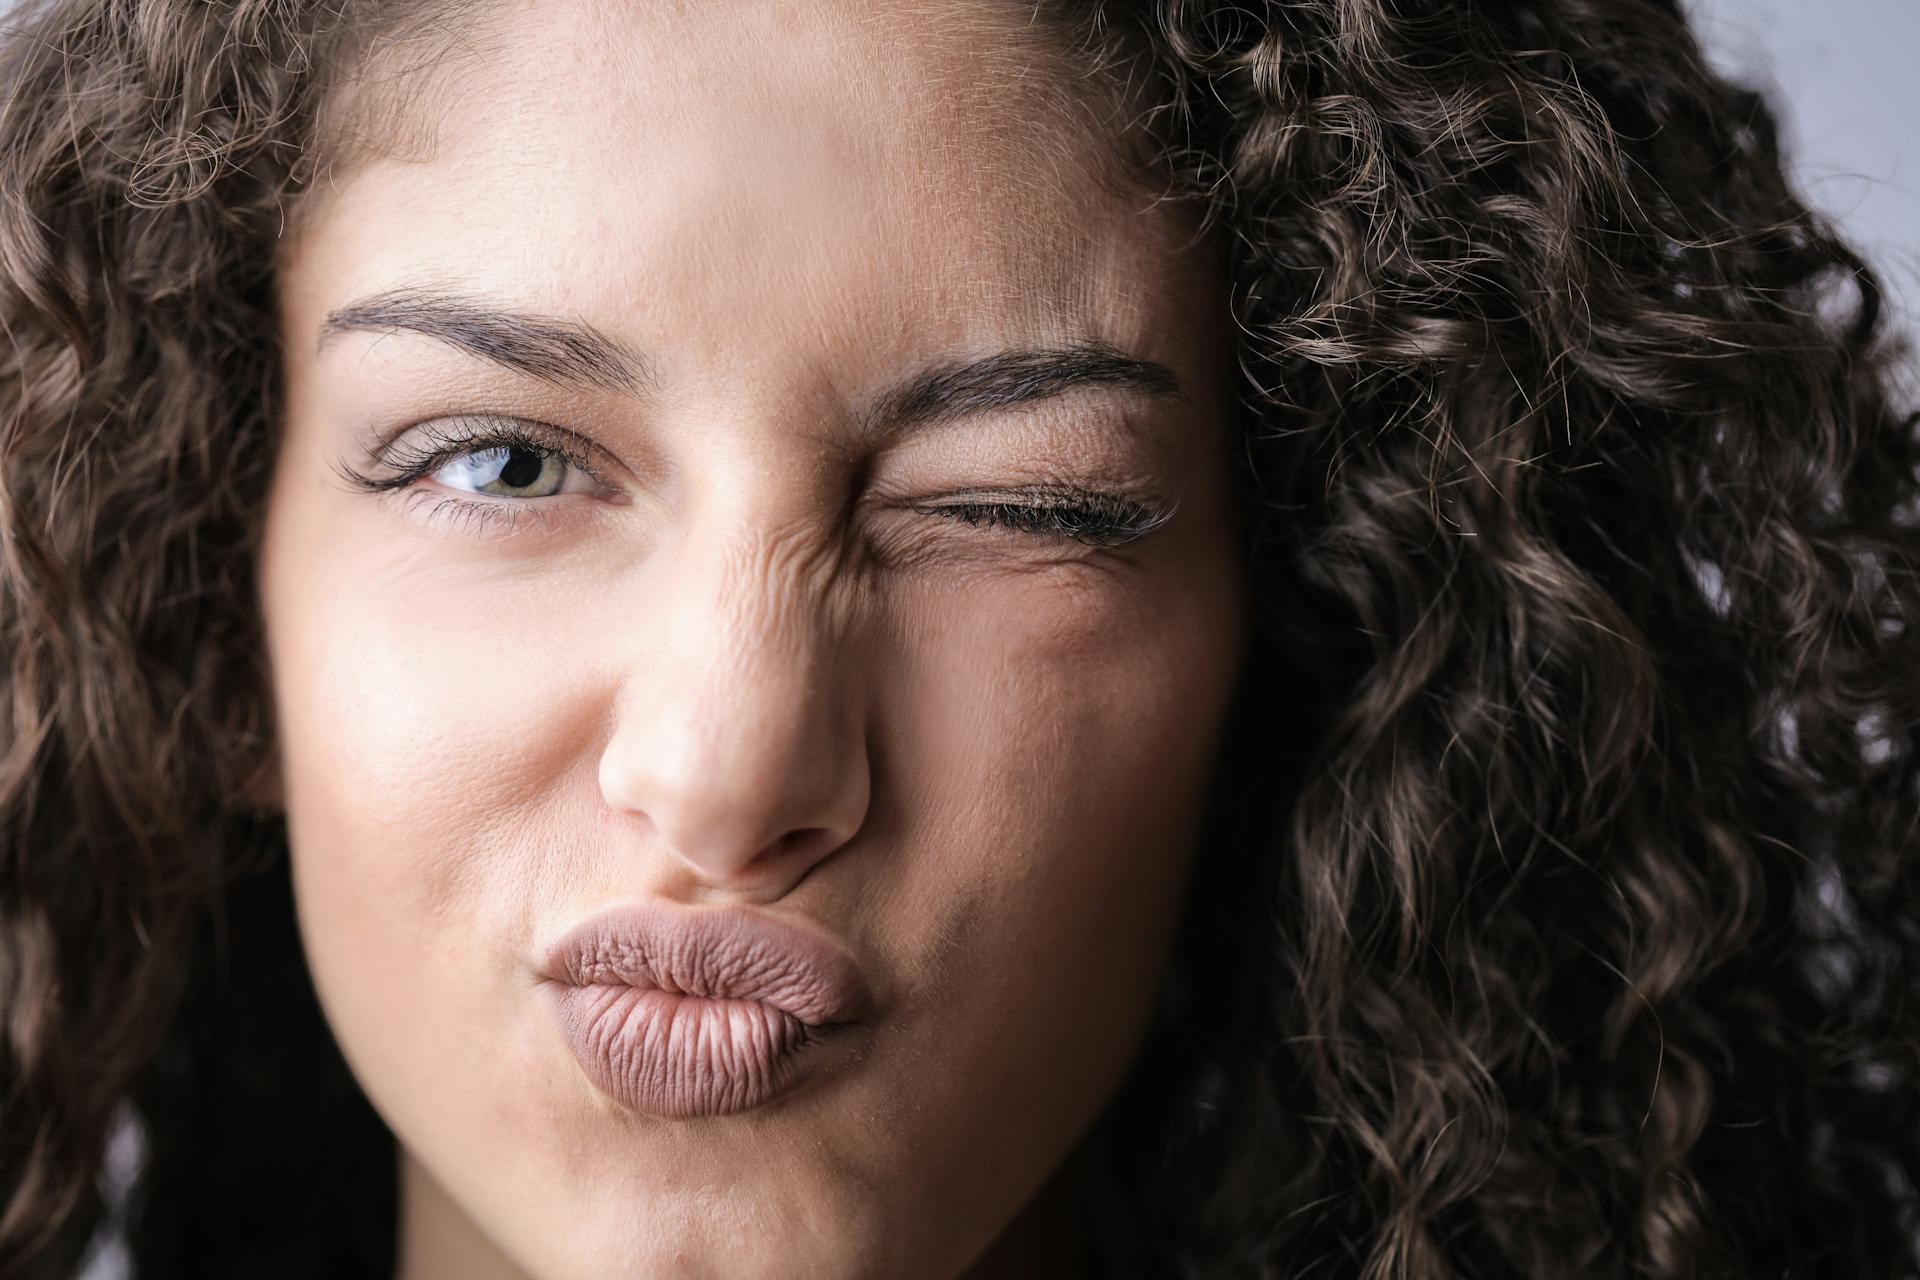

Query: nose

[596,515,870,902]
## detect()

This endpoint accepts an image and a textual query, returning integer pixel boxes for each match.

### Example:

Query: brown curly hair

[3,1,1917,1276]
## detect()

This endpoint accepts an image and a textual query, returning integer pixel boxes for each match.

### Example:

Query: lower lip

[542,983,860,1118]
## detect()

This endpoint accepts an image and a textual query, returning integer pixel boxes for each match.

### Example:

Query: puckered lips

[537,901,876,1118]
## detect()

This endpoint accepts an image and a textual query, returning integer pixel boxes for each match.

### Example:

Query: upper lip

[539,901,876,1028]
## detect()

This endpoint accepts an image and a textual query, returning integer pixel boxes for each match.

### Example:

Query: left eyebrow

[855,340,1186,439]
[317,286,655,398]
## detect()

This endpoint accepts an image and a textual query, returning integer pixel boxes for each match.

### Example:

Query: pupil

[498,447,545,489]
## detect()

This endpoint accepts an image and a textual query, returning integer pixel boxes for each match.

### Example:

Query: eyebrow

[316,287,1186,432]
[855,342,1184,436]
[318,287,651,397]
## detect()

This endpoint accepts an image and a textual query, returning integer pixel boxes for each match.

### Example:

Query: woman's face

[260,1,1248,1275]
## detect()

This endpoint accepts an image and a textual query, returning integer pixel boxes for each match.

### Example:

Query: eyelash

[334,417,1177,548]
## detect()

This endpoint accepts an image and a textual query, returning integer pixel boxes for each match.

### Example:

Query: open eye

[431,443,585,499]
[331,417,620,536]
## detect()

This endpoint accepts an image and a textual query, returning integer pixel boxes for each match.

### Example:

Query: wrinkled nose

[595,515,869,902]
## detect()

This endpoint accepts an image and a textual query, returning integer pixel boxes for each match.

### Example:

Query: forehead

[282,0,1208,386]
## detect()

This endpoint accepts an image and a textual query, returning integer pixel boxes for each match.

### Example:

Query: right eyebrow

[317,287,655,398]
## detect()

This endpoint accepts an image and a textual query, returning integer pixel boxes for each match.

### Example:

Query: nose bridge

[696,518,851,773]
[709,508,849,681]
[598,502,867,895]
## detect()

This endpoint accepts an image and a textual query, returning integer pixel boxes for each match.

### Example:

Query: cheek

[901,560,1238,905]
[268,551,585,924]
[850,558,1243,1175]
[258,504,611,1138]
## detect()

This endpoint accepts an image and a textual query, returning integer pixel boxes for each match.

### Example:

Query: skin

[257,0,1250,1275]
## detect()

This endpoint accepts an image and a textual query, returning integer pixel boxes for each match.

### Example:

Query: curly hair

[2,1,1916,1277]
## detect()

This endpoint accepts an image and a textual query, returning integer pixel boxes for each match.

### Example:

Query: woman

[1,0,1915,1276]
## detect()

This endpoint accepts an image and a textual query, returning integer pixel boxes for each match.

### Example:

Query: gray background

[67,3,1920,1278]
[1686,0,1920,340]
